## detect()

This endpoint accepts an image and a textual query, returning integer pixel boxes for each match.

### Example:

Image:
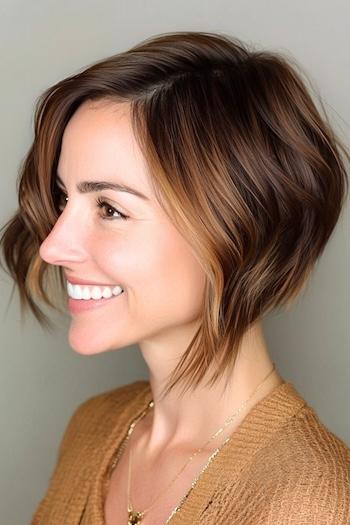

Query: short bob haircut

[0,31,349,398]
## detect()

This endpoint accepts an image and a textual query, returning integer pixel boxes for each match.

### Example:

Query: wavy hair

[1,31,349,398]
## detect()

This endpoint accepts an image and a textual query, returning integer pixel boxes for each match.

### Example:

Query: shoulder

[57,379,150,459]
[70,378,150,415]
[251,402,350,523]
[30,379,150,524]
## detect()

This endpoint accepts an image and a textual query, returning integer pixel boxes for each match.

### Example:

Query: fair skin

[39,98,284,523]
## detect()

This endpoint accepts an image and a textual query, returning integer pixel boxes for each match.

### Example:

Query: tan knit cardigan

[30,379,350,524]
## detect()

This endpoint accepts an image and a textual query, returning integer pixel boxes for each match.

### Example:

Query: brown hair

[1,31,349,398]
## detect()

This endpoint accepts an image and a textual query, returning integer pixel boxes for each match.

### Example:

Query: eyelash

[96,197,129,221]
[54,189,129,221]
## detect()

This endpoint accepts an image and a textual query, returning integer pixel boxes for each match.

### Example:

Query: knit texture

[30,379,350,524]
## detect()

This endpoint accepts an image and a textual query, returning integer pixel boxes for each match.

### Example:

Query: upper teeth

[67,282,124,300]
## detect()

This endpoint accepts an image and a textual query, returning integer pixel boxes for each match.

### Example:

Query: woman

[1,31,349,524]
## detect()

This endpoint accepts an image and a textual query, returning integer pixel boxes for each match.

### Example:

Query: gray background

[1,1,349,523]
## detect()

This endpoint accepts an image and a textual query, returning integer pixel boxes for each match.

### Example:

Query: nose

[39,207,88,266]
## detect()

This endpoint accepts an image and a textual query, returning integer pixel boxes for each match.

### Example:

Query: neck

[137,321,284,458]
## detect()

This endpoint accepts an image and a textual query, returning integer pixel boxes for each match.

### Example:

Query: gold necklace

[125,363,276,525]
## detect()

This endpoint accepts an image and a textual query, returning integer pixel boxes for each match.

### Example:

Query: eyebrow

[55,173,150,201]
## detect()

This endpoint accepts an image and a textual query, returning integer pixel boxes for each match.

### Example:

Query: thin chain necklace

[121,363,276,525]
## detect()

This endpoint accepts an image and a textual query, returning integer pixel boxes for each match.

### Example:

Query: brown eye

[96,197,128,221]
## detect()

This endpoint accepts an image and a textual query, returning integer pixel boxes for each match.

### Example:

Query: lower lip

[68,292,124,314]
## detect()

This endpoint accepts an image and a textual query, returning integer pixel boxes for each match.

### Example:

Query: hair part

[1,31,349,399]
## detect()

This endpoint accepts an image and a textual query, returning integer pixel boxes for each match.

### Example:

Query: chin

[67,328,117,356]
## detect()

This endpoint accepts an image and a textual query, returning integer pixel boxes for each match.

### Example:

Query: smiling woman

[1,31,350,525]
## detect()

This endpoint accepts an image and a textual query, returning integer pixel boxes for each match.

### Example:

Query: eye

[52,188,129,221]
[53,187,68,213]
[96,197,129,221]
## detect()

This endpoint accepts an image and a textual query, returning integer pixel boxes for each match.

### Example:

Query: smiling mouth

[67,289,124,314]
[66,281,124,300]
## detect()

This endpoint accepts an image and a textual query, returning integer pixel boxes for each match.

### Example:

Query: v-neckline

[84,379,307,525]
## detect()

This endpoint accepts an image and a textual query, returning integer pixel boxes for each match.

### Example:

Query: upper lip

[64,274,120,287]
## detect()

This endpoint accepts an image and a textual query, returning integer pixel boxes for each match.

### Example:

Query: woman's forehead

[57,101,152,199]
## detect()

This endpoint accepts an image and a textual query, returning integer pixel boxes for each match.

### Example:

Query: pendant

[128,508,144,524]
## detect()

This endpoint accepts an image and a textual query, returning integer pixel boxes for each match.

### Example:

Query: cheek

[129,226,207,322]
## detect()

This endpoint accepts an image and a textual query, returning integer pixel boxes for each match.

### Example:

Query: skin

[39,99,284,464]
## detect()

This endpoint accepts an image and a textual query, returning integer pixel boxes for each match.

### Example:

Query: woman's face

[39,100,206,355]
